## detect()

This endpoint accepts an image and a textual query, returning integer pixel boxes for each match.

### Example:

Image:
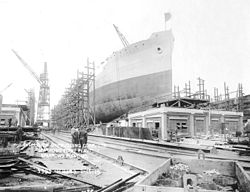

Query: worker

[79,127,87,153]
[8,118,12,127]
[73,127,80,152]
[71,125,77,150]
[52,127,56,135]
[85,127,90,146]
[71,126,79,152]
[79,127,88,153]
[16,125,23,143]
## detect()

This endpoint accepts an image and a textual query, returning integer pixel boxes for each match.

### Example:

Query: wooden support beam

[0,184,64,191]
[100,173,140,192]
[96,179,122,192]
[18,157,51,174]
[54,186,95,192]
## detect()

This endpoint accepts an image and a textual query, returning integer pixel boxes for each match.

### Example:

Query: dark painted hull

[93,70,172,122]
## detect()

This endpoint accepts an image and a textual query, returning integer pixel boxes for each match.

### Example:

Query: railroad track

[41,132,98,169]
[59,132,196,160]
[57,130,250,169]
[59,131,200,156]
[42,132,148,175]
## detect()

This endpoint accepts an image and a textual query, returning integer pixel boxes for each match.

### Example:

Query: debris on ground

[0,133,101,191]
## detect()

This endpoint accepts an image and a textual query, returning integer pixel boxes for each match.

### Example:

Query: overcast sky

[0,0,250,109]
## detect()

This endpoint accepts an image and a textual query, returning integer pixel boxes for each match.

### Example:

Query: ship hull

[94,70,172,122]
[91,30,174,123]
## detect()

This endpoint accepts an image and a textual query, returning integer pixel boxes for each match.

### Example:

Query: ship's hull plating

[94,70,172,122]
[91,30,174,123]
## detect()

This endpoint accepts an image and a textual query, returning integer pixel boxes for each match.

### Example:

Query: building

[0,104,28,127]
[210,94,250,122]
[128,106,243,140]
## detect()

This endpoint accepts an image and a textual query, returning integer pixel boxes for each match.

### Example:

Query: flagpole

[164,13,166,31]
[164,12,171,31]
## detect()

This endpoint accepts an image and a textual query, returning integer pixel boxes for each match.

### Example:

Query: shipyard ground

[1,130,250,191]
[0,131,166,191]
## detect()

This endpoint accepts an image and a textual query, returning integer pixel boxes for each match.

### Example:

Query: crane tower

[37,62,50,126]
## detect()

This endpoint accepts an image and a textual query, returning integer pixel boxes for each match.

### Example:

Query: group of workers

[71,125,89,153]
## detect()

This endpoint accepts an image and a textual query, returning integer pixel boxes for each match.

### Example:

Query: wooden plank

[100,173,140,192]
[15,167,57,180]
[0,184,63,191]
[137,159,171,186]
[0,162,18,168]
[233,144,250,150]
[0,153,28,159]
[134,185,184,192]
[96,179,122,192]
[235,162,250,192]
[0,126,40,132]
[54,186,94,192]
[18,157,51,173]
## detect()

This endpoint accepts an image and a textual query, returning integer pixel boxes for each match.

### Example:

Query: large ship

[92,29,174,123]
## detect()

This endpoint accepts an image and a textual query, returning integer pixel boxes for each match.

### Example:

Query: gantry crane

[12,49,50,127]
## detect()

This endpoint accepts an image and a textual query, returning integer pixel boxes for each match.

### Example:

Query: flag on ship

[165,12,171,22]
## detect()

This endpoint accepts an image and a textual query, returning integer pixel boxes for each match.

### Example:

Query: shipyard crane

[11,49,50,127]
[11,50,41,84]
[113,24,129,47]
[0,83,13,94]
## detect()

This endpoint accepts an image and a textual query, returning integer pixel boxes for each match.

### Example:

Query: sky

[0,0,250,109]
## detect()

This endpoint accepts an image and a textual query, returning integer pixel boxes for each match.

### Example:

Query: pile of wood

[0,153,98,191]
[0,126,41,133]
[0,140,102,192]
[97,173,140,192]
[0,129,42,145]
[0,149,31,177]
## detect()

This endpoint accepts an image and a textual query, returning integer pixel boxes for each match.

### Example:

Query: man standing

[71,125,76,150]
[72,127,80,152]
[16,125,23,143]
[8,118,12,127]
[79,127,87,153]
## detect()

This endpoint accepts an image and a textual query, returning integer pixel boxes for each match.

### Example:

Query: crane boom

[113,24,129,47]
[0,83,13,94]
[12,49,41,85]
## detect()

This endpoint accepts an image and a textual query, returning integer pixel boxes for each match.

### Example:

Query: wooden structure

[134,157,250,192]
[51,59,95,129]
